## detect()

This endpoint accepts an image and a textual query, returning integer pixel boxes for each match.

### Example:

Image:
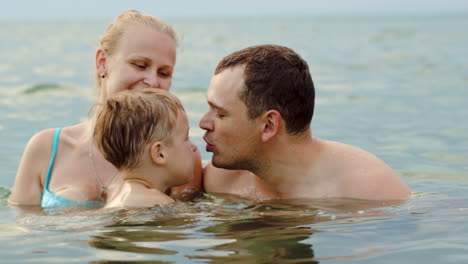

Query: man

[199,44,411,200]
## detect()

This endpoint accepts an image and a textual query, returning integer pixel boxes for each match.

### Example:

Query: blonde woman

[9,10,202,208]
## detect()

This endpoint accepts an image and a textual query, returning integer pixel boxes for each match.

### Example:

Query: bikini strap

[44,128,62,191]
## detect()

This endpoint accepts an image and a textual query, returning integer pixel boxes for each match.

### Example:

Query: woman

[8,10,202,208]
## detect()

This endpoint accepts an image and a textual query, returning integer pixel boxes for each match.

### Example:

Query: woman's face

[97,23,176,100]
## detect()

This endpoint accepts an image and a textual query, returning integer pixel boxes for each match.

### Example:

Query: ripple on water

[0,186,11,206]
[1,191,467,263]
[426,153,468,163]
[21,82,71,95]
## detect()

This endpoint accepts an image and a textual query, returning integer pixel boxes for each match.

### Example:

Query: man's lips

[206,144,214,152]
[203,135,214,152]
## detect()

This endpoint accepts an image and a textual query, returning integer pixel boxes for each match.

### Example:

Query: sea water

[0,14,468,263]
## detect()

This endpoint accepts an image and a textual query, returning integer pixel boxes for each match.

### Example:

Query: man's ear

[95,48,107,75]
[150,141,167,165]
[260,110,281,142]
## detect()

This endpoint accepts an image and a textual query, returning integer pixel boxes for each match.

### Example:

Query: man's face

[199,66,261,171]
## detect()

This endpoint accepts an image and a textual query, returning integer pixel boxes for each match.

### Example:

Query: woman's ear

[95,48,107,75]
[150,141,167,165]
[261,110,281,142]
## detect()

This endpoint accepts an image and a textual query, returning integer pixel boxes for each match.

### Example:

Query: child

[93,88,196,208]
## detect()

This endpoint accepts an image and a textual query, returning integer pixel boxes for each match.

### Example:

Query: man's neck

[257,133,323,198]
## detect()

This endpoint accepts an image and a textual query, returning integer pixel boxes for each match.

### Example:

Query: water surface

[1,14,467,263]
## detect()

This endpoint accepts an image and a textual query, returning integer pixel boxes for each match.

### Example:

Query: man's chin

[211,158,226,169]
[211,157,234,170]
[212,157,256,172]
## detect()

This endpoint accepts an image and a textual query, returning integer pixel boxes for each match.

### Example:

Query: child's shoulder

[122,188,175,208]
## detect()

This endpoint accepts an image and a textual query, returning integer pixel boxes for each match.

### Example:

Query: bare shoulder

[124,189,174,208]
[8,128,57,205]
[26,123,85,152]
[323,140,411,200]
[323,140,391,168]
[59,122,89,148]
[18,128,59,177]
[22,124,85,166]
[25,128,57,155]
[203,162,252,193]
[203,162,276,200]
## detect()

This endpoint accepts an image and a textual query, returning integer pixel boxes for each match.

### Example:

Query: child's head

[94,88,194,181]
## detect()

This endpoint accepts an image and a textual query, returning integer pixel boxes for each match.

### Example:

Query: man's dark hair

[215,44,315,135]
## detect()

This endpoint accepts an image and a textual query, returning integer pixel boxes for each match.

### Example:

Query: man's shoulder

[203,163,276,199]
[203,162,250,192]
[319,140,411,200]
[321,140,388,168]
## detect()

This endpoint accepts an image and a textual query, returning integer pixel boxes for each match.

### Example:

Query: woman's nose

[143,73,160,89]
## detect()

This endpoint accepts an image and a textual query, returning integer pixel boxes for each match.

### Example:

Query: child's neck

[105,176,174,208]
[121,169,170,194]
[125,178,151,188]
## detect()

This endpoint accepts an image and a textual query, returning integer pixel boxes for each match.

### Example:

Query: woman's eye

[132,63,146,69]
[159,71,172,78]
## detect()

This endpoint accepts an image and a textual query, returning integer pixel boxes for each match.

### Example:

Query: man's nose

[199,112,212,131]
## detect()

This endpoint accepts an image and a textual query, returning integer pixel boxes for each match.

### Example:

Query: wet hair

[94,88,184,171]
[215,44,315,135]
[96,10,178,88]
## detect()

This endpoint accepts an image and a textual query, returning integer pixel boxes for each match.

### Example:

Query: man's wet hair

[215,44,315,135]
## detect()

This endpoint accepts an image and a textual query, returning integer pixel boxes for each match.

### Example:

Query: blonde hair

[94,88,185,171]
[97,10,178,88]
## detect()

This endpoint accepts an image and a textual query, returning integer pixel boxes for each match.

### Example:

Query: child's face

[165,110,195,186]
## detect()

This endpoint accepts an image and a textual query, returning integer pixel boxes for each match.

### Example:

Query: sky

[2,0,468,21]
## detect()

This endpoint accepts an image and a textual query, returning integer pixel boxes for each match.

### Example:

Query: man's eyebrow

[207,100,227,112]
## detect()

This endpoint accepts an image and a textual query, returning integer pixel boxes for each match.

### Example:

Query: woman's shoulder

[10,128,58,205]
[59,122,90,148]
[25,128,58,154]
[25,122,89,155]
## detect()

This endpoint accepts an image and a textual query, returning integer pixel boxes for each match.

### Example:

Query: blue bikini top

[41,128,104,208]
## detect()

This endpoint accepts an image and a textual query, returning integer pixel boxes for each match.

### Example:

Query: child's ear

[150,141,167,165]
